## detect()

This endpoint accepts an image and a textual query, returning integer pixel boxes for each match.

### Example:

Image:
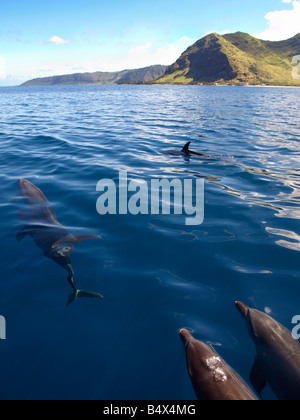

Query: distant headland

[21,65,167,86]
[21,32,300,87]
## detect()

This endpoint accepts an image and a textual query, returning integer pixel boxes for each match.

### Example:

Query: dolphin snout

[235,301,250,318]
[19,178,31,190]
[179,329,193,347]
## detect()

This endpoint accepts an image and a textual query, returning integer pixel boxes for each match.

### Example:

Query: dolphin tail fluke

[182,142,191,153]
[66,289,104,307]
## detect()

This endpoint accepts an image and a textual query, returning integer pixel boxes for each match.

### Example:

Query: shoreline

[1,83,300,88]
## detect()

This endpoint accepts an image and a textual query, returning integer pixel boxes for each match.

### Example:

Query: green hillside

[155,32,300,86]
[21,65,167,86]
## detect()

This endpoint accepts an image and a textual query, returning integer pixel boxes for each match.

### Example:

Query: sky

[0,0,299,85]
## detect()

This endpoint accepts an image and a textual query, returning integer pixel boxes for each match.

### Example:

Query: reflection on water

[266,227,300,252]
[164,124,300,251]
[163,151,300,252]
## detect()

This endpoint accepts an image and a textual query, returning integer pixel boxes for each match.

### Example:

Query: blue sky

[0,0,299,85]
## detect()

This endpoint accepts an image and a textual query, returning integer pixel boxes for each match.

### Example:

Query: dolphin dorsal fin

[182,142,191,153]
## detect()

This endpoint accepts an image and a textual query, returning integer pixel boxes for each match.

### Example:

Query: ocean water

[0,84,299,400]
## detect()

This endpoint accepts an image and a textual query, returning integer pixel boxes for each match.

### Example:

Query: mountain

[155,32,300,86]
[21,65,167,86]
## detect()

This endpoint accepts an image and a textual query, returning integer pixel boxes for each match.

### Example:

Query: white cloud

[126,43,178,67]
[123,36,195,69]
[7,36,194,85]
[65,36,195,74]
[255,0,300,41]
[48,35,70,45]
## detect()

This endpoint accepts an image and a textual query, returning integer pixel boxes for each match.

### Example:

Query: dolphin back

[179,329,258,401]
[17,179,60,225]
[236,301,300,400]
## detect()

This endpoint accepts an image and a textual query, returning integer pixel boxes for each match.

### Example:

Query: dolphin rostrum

[179,329,258,400]
[235,301,300,400]
[16,178,104,306]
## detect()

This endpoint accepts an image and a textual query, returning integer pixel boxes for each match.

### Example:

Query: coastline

[1,83,298,88]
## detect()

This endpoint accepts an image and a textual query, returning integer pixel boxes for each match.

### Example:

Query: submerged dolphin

[179,329,258,400]
[16,179,104,306]
[236,301,300,400]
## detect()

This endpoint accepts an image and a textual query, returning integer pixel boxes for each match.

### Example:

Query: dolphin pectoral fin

[51,234,76,248]
[16,226,32,242]
[250,356,266,399]
[16,230,26,242]
[16,231,27,242]
[66,290,104,307]
[69,234,102,244]
[52,234,101,249]
[182,142,191,153]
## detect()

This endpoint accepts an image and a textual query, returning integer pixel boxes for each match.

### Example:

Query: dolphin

[181,142,213,157]
[235,301,300,400]
[179,329,258,400]
[164,142,215,158]
[16,178,104,306]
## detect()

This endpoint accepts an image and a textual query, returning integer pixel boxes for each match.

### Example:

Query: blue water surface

[0,85,299,400]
